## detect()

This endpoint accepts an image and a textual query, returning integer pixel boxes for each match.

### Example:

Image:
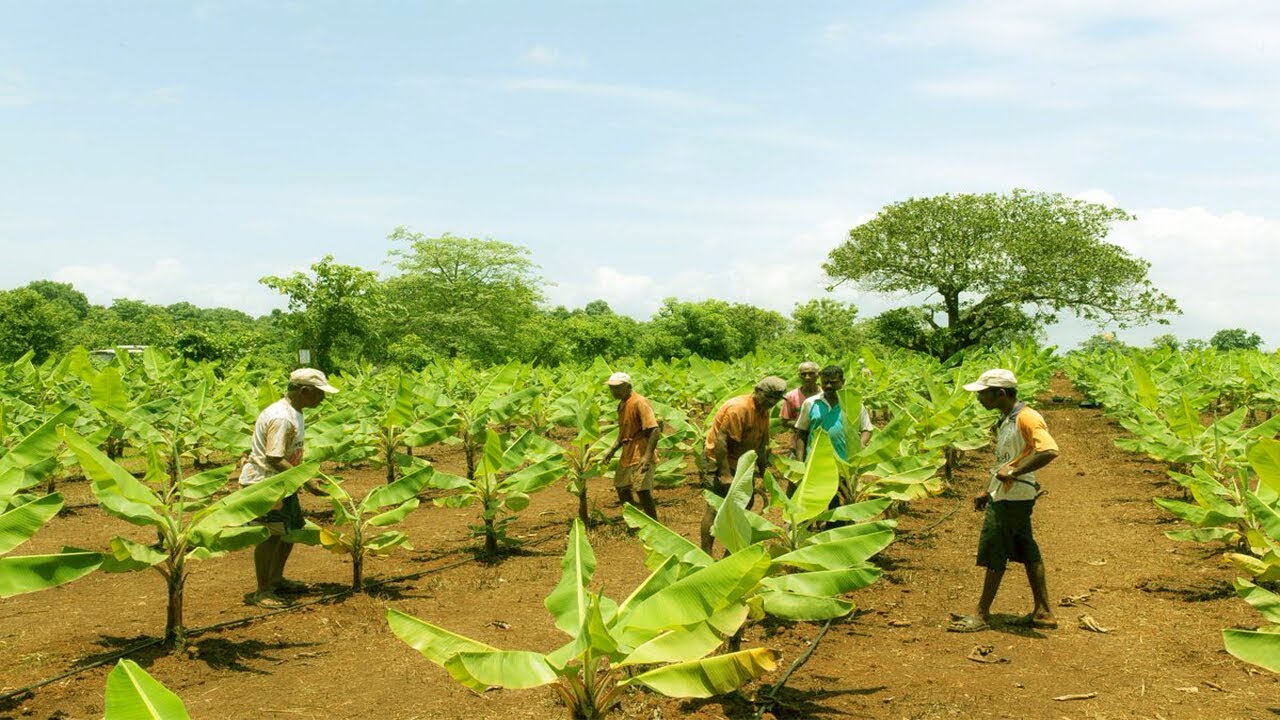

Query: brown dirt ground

[2,376,1278,719]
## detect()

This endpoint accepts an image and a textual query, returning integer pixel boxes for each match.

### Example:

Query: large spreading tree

[824,189,1179,359]
[260,255,387,371]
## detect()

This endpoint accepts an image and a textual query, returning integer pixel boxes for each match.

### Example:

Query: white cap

[289,368,340,393]
[963,368,1017,391]
[798,361,819,373]
[605,372,632,386]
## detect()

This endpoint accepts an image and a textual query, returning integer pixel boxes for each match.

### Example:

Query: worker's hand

[287,448,304,465]
[973,492,990,512]
[995,464,1018,490]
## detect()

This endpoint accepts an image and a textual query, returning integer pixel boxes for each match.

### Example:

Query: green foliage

[387,519,782,718]
[104,659,191,720]
[825,189,1179,358]
[261,254,387,371]
[642,298,786,361]
[385,228,545,363]
[1211,328,1264,352]
[0,288,77,362]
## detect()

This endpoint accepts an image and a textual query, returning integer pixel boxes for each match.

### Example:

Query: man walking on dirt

[791,365,873,463]
[948,369,1059,633]
[600,372,661,521]
[701,376,788,553]
[780,361,820,435]
[241,368,336,608]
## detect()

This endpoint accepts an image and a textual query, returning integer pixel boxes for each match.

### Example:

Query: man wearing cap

[780,361,820,435]
[948,368,1060,633]
[600,372,661,520]
[241,368,337,608]
[701,376,787,553]
[792,365,873,463]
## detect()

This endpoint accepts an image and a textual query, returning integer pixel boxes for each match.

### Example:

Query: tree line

[3,190,1211,369]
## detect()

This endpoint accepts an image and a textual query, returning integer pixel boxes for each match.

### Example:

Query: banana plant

[550,387,613,525]
[388,519,781,719]
[298,465,439,591]
[627,438,894,624]
[427,428,563,555]
[104,659,191,720]
[61,427,317,649]
[0,409,102,597]
[344,372,458,483]
[1222,578,1280,674]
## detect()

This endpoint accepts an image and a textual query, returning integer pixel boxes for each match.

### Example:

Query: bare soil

[2,376,1277,719]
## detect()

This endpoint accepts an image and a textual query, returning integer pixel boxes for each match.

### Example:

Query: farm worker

[701,376,787,553]
[948,368,1060,633]
[791,364,873,463]
[600,372,661,521]
[240,368,336,609]
[779,361,820,435]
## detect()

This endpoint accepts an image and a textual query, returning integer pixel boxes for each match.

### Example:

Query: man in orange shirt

[701,375,787,553]
[949,369,1060,633]
[601,372,661,520]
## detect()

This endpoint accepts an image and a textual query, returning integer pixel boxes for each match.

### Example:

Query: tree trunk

[385,444,396,484]
[577,484,590,526]
[484,516,498,556]
[351,551,364,592]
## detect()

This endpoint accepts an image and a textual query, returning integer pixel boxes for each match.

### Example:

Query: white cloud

[820,22,851,43]
[52,258,283,314]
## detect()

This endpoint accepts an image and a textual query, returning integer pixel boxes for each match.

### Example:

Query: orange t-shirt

[704,394,770,467]
[618,393,659,467]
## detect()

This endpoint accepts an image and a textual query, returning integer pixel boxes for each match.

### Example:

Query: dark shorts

[253,493,304,538]
[976,500,1041,571]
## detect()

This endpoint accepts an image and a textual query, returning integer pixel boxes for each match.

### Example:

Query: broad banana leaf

[791,432,840,524]
[711,452,758,554]
[367,499,420,527]
[1250,438,1280,495]
[625,544,770,630]
[761,566,881,596]
[775,528,894,571]
[1235,578,1280,623]
[625,647,781,697]
[104,659,191,720]
[0,550,101,598]
[60,428,166,528]
[623,505,713,570]
[446,650,559,692]
[545,519,599,634]
[0,493,62,553]
[190,462,319,533]
[0,408,76,498]
[1223,629,1280,673]
[758,590,852,620]
[361,465,436,511]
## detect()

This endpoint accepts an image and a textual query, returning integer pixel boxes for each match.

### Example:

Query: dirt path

[3,378,1277,719]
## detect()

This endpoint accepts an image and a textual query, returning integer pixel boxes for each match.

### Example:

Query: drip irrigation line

[753,619,833,719]
[898,494,965,540]
[0,528,566,706]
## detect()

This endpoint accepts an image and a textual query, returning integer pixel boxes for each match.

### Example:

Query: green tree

[24,280,90,320]
[1148,333,1180,351]
[790,299,865,355]
[1210,328,1264,352]
[0,288,76,361]
[824,190,1179,359]
[385,228,545,362]
[642,298,786,361]
[261,255,386,371]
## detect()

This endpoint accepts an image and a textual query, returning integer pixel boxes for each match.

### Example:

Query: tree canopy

[824,189,1179,359]
[260,255,386,371]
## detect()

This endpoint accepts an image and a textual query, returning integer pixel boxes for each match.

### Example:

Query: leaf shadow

[191,637,320,674]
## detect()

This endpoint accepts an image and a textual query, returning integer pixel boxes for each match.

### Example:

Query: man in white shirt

[242,368,337,608]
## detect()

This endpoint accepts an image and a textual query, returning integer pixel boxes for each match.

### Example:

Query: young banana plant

[628,436,894,626]
[297,464,439,591]
[550,387,613,525]
[60,427,318,649]
[0,409,102,598]
[388,519,781,719]
[427,428,563,555]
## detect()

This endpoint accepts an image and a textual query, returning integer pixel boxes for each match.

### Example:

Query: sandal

[946,613,990,633]
[244,590,291,609]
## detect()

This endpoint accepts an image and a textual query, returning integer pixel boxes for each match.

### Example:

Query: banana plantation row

[2,343,1277,716]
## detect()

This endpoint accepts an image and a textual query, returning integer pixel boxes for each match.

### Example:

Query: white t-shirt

[239,398,305,486]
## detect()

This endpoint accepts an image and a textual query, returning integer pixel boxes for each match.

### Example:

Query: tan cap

[963,368,1017,391]
[605,372,632,386]
[798,361,820,372]
[290,368,339,393]
[755,376,787,394]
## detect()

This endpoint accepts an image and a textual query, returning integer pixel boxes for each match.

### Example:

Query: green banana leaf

[626,544,770,630]
[104,659,191,720]
[545,519,599,634]
[1222,629,1280,673]
[0,549,101,598]
[0,493,63,553]
[190,462,318,533]
[0,408,76,498]
[624,647,781,698]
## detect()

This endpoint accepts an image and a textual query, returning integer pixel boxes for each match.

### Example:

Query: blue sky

[2,1,1277,349]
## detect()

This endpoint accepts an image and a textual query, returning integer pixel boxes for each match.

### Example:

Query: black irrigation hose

[0,528,567,706]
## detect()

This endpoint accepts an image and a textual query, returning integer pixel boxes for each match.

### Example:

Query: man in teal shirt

[792,365,872,461]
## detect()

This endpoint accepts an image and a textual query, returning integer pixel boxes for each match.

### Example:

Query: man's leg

[1025,560,1055,622]
[615,487,636,507]
[976,566,1004,620]
[271,541,295,587]
[254,537,280,592]
[636,490,658,521]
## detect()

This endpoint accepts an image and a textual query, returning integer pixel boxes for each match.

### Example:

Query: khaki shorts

[614,462,656,492]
